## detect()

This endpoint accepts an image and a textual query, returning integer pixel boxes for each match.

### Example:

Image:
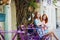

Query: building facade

[0,0,60,40]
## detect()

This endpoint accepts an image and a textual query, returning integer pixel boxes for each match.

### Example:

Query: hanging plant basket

[28,6,34,12]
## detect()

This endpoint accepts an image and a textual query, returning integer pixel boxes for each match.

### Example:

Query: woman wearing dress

[41,14,50,40]
[34,12,44,40]
[41,14,59,40]
[34,12,41,26]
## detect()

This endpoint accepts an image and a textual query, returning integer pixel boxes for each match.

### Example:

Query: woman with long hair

[34,11,43,40]
[34,12,41,26]
[41,14,59,40]
[42,14,48,25]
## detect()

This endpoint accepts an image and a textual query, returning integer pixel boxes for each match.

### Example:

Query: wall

[11,1,17,40]
[11,1,16,31]
[0,22,4,31]
[0,6,4,31]
[0,1,17,32]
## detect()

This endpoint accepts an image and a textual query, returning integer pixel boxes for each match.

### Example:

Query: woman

[34,12,43,40]
[34,12,42,26]
[41,14,50,40]
[41,14,59,40]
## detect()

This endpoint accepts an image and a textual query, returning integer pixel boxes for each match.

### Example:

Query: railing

[0,28,51,40]
[0,24,51,40]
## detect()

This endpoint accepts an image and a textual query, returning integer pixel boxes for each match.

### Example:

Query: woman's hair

[34,11,41,21]
[42,14,48,23]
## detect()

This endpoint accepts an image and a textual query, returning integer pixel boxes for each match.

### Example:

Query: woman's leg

[42,34,52,40]
[49,32,59,40]
[52,32,59,40]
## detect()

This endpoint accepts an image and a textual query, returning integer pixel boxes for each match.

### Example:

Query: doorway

[56,7,60,28]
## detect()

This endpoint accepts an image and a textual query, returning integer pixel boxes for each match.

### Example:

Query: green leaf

[29,1,38,9]
[53,0,57,6]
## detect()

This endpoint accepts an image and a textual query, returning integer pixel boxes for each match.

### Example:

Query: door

[56,8,60,28]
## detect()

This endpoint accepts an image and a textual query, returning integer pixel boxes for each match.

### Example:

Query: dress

[34,19,41,26]
[34,19,50,40]
[27,24,40,40]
